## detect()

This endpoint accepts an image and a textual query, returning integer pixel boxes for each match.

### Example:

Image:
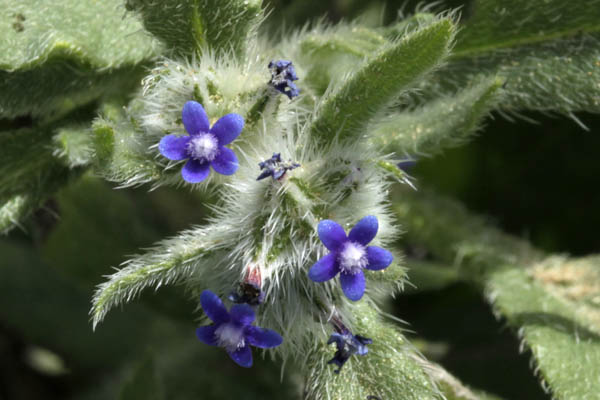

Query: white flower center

[338,241,368,274]
[188,133,219,161]
[215,323,245,352]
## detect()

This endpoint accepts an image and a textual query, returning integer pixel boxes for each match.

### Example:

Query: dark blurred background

[2,1,598,399]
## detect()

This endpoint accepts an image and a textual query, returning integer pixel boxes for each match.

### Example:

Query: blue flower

[196,290,282,368]
[256,152,300,180]
[268,60,300,99]
[327,330,372,373]
[308,216,393,301]
[159,101,244,183]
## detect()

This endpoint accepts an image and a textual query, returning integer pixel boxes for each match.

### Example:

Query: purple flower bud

[268,60,300,99]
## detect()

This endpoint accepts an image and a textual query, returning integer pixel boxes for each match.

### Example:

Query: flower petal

[210,146,239,176]
[245,326,283,348]
[200,290,230,324]
[182,159,210,183]
[318,220,347,252]
[230,304,255,326]
[227,344,253,368]
[210,113,244,145]
[348,215,378,246]
[365,246,393,270]
[340,271,366,301]
[182,101,210,135]
[159,134,190,161]
[196,325,218,346]
[308,253,340,282]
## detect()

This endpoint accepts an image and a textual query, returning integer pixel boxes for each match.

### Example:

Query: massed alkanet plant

[3,0,596,398]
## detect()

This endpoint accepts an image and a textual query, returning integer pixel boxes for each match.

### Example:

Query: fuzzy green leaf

[296,24,388,95]
[126,0,263,58]
[309,16,456,145]
[90,224,226,328]
[371,76,504,156]
[420,0,600,114]
[0,0,160,120]
[455,0,600,56]
[486,262,600,400]
[304,303,442,400]
[393,187,600,398]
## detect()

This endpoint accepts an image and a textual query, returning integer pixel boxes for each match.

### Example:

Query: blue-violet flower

[256,152,300,180]
[159,101,244,183]
[308,216,393,301]
[268,60,300,99]
[196,290,282,368]
[327,330,372,373]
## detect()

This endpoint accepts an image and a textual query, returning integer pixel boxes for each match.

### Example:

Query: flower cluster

[268,60,300,99]
[156,64,393,371]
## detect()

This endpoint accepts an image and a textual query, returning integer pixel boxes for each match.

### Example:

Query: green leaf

[455,0,600,56]
[393,187,600,398]
[420,0,600,114]
[309,16,456,145]
[296,23,388,95]
[370,76,504,156]
[486,262,600,400]
[0,0,160,120]
[90,223,225,328]
[126,0,263,58]
[118,356,164,400]
[304,302,443,400]
[393,186,541,278]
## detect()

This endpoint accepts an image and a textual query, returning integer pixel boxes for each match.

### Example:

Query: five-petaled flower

[308,216,393,301]
[327,330,372,373]
[196,290,283,368]
[159,101,244,183]
[268,60,300,99]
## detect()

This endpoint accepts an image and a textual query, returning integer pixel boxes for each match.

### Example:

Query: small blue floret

[308,216,393,301]
[196,290,282,368]
[268,60,300,99]
[159,101,244,183]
